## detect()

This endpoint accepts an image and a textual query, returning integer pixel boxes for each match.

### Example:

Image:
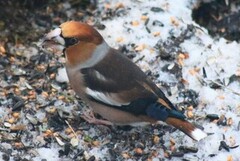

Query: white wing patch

[85,88,129,107]
[94,70,107,82]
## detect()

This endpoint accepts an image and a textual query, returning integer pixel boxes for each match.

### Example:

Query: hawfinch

[41,21,207,141]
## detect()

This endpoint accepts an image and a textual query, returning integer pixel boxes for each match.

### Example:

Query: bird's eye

[64,37,79,47]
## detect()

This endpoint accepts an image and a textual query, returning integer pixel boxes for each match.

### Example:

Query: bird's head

[41,21,109,68]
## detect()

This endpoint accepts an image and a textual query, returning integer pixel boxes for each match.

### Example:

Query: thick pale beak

[40,28,65,54]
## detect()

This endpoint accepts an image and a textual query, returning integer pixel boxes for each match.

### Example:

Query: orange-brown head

[41,21,109,68]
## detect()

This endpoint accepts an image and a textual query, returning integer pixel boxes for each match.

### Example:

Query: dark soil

[192,0,240,41]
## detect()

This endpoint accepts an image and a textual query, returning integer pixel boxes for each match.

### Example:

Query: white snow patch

[56,67,69,83]
[36,147,61,161]
[191,128,207,141]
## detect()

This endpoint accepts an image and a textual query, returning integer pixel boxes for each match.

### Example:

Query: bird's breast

[65,65,88,99]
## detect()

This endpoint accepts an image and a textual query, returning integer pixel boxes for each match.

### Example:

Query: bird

[41,21,207,141]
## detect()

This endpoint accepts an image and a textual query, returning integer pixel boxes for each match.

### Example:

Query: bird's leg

[81,110,113,126]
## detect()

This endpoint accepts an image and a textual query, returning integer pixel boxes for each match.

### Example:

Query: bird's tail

[166,117,207,141]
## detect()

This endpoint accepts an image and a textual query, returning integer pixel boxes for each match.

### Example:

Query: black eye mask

[59,29,79,48]
[64,37,79,47]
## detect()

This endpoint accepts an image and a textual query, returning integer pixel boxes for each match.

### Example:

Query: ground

[0,0,240,161]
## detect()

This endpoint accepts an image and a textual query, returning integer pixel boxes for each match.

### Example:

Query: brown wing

[81,48,176,114]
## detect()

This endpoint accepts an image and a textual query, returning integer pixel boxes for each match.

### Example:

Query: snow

[56,67,69,83]
[35,147,61,161]
[191,128,207,141]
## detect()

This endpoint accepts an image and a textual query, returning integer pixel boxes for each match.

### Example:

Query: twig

[196,74,240,96]
[65,120,78,138]
[209,80,240,96]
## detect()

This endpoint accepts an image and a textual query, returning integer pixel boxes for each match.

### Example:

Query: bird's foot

[81,110,113,126]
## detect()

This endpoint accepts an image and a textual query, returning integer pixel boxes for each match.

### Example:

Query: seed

[104,3,111,9]
[47,107,56,114]
[151,150,158,157]
[227,117,233,126]
[217,115,227,126]
[170,138,175,146]
[68,133,75,139]
[55,135,65,146]
[12,100,24,111]
[153,135,160,144]
[189,68,197,75]
[116,37,124,43]
[44,130,53,137]
[134,148,143,155]
[227,155,233,161]
[206,114,219,121]
[170,145,175,152]
[92,140,100,146]
[28,90,36,99]
[26,114,39,125]
[171,151,184,157]
[153,31,161,37]
[150,7,164,12]
[8,118,15,124]
[115,2,124,9]
[65,128,72,135]
[70,137,79,147]
[219,141,230,152]
[187,106,193,111]
[187,111,194,118]
[135,44,146,51]
[14,142,24,148]
[10,124,26,131]
[14,88,20,95]
[184,53,190,59]
[58,95,65,100]
[4,122,12,128]
[12,112,20,118]
[87,156,95,161]
[152,20,164,27]
[131,20,140,26]
[178,53,185,59]
[0,45,6,54]
[170,17,179,26]
[218,95,225,99]
[141,15,149,21]
[122,152,130,159]
[42,91,49,98]
[179,146,198,153]
[10,56,15,62]
[50,73,55,79]
[164,151,170,158]
[178,59,184,66]
[228,136,236,146]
